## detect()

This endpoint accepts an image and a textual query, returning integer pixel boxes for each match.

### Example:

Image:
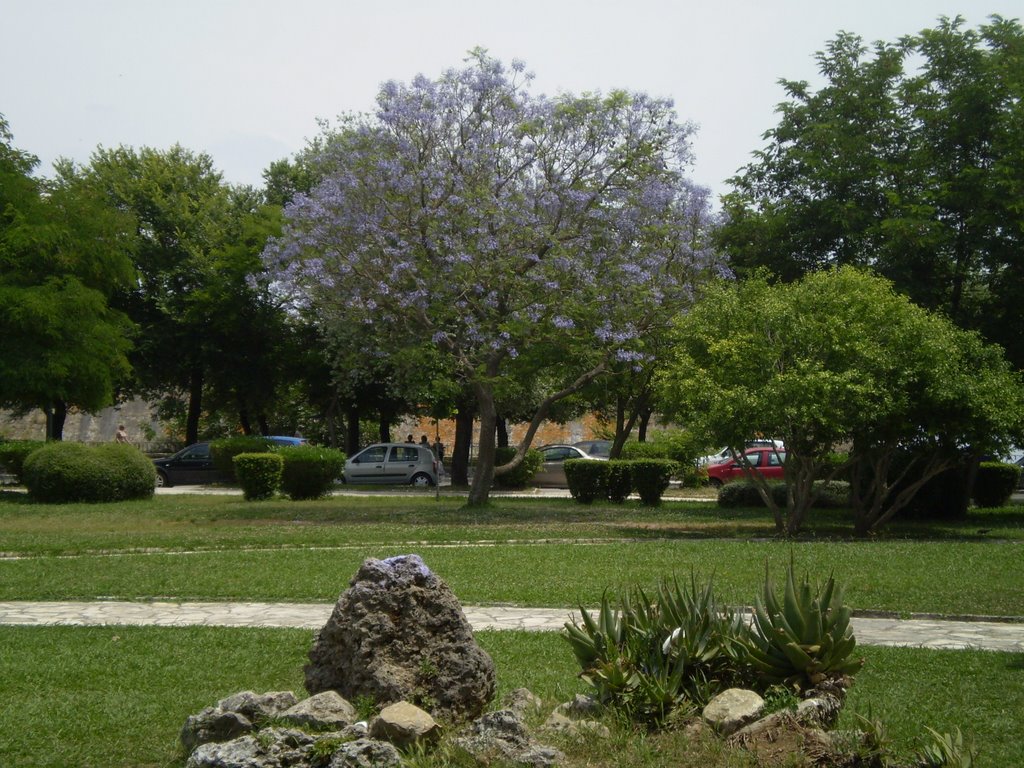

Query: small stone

[702,688,765,736]
[280,690,357,729]
[180,708,253,753]
[217,690,298,722]
[328,737,403,767]
[369,701,441,748]
[504,687,543,718]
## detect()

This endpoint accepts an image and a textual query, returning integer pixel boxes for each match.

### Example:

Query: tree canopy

[658,267,1024,535]
[265,51,719,504]
[717,15,1024,367]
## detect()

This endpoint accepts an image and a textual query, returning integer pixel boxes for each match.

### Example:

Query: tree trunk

[451,398,474,487]
[638,408,652,442]
[378,412,391,444]
[186,368,204,445]
[468,382,498,506]
[346,405,361,456]
[238,405,253,435]
[496,416,509,448]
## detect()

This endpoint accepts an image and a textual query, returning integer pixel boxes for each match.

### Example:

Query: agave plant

[563,575,753,723]
[745,560,864,690]
[917,726,977,768]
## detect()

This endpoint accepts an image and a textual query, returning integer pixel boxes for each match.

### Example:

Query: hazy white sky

[1,1,1016,199]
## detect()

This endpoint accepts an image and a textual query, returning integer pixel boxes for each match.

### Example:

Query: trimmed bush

[630,459,678,506]
[622,434,704,487]
[492,446,543,489]
[0,440,46,482]
[605,460,633,503]
[564,459,610,504]
[210,436,273,480]
[279,445,346,500]
[973,461,1020,508]
[717,480,851,510]
[22,442,156,503]
[233,452,283,501]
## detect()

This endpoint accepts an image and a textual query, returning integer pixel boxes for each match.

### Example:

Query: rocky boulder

[304,554,496,722]
[369,701,441,748]
[454,709,564,767]
[702,688,765,736]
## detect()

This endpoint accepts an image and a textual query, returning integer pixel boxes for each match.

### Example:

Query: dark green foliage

[22,442,155,503]
[893,460,972,520]
[629,459,678,506]
[492,447,543,489]
[233,453,282,501]
[605,460,633,503]
[210,436,272,480]
[717,480,850,509]
[620,441,666,460]
[278,445,346,500]
[563,459,609,504]
[972,461,1020,508]
[0,440,46,482]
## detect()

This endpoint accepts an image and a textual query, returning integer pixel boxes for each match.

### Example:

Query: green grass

[1,626,1020,767]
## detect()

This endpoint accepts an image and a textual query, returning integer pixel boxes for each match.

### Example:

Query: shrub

[0,440,46,482]
[233,452,283,501]
[620,441,667,460]
[717,480,850,509]
[22,442,156,503]
[492,446,543,489]
[279,445,346,500]
[972,461,1020,508]
[621,434,704,487]
[630,459,678,506]
[605,460,633,503]
[886,452,972,520]
[564,575,752,724]
[210,436,273,480]
[564,459,609,504]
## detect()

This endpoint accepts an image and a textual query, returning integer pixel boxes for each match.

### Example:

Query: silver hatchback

[343,443,440,487]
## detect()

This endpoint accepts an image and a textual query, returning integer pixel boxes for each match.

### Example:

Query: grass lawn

[1,492,1021,766]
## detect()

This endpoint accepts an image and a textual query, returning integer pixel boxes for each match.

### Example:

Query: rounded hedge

[972,461,1020,508]
[605,461,633,504]
[210,436,273,480]
[233,452,283,501]
[493,446,543,489]
[0,439,46,483]
[278,445,346,500]
[23,442,156,503]
[630,459,679,506]
[564,459,610,504]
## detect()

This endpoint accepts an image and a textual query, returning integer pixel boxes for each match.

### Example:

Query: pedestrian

[432,437,445,461]
[420,435,429,447]
[115,425,129,443]
[405,434,415,443]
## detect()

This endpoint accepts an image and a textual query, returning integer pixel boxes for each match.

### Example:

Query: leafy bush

[630,459,678,506]
[210,436,273,480]
[233,453,283,501]
[278,445,346,500]
[0,440,46,482]
[621,433,704,487]
[886,453,972,520]
[564,459,609,504]
[22,442,156,503]
[972,461,1020,508]
[492,446,543,489]
[746,561,864,691]
[717,480,850,509]
[605,460,633,503]
[564,576,751,724]
[620,441,666,460]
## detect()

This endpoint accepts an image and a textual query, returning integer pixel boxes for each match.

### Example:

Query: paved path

[1,601,1021,652]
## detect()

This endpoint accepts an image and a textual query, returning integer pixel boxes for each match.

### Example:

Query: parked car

[267,435,309,446]
[533,444,607,487]
[573,439,612,458]
[342,443,440,487]
[705,446,786,487]
[153,442,225,487]
[699,439,785,466]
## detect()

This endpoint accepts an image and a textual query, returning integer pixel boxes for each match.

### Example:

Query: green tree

[658,267,1024,536]
[0,117,135,438]
[717,16,1024,365]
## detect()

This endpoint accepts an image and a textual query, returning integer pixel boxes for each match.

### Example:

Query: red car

[706,447,786,487]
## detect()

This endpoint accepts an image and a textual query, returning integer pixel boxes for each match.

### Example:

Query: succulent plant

[745,560,864,690]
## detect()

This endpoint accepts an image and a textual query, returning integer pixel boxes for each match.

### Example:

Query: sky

[1,0,1017,201]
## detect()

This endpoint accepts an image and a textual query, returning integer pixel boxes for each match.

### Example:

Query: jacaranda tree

[265,51,718,505]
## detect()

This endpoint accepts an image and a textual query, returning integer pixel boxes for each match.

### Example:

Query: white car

[699,439,785,466]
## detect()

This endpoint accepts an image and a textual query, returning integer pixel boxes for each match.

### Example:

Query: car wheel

[708,478,723,489]
[410,472,434,488]
[155,470,168,488]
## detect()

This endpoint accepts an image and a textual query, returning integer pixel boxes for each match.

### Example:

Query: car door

[535,446,581,487]
[721,450,763,483]
[346,445,388,483]
[170,443,216,485]
[385,445,421,483]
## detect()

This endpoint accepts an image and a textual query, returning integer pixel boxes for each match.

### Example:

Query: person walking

[115,425,129,443]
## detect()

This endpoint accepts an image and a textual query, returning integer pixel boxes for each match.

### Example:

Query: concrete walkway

[1,600,1021,652]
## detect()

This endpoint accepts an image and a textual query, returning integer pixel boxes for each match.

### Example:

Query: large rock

[184,728,314,768]
[279,691,357,729]
[304,555,496,722]
[180,691,299,753]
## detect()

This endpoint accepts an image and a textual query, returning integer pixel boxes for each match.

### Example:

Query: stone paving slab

[1,601,1022,652]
